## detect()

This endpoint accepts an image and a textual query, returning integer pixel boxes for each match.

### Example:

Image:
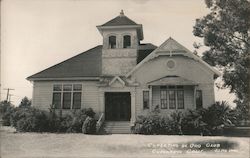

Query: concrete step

[104,121,131,134]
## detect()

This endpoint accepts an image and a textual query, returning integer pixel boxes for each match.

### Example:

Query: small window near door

[123,35,131,48]
[143,91,149,109]
[196,90,203,109]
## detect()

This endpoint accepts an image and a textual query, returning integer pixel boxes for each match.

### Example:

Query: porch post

[149,85,153,111]
[193,85,197,109]
[130,89,136,126]
[98,89,105,119]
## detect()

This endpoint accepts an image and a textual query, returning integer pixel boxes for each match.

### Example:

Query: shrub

[57,114,73,132]
[133,101,236,135]
[47,106,95,133]
[168,111,183,135]
[0,101,15,126]
[181,108,210,135]
[1,102,97,133]
[13,107,49,132]
[205,101,236,135]
[132,111,185,135]
[132,113,171,135]
[82,116,96,134]
[69,110,88,133]
[19,97,32,108]
[81,108,95,118]
[181,101,236,136]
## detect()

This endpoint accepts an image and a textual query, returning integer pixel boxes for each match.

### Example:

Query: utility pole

[8,94,13,103]
[3,88,14,101]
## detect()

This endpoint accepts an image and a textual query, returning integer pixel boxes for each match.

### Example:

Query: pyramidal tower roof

[101,10,138,26]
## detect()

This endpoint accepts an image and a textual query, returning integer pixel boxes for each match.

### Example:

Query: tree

[19,97,32,108]
[193,0,250,120]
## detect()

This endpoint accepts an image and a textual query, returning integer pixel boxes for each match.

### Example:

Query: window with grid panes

[52,84,82,109]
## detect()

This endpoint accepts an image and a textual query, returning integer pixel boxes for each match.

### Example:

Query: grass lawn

[1,126,249,158]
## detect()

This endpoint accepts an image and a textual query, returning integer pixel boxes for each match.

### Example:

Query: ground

[0,126,249,158]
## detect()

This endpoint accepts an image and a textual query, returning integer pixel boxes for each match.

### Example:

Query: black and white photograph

[1,0,249,157]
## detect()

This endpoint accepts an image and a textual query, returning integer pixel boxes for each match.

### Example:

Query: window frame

[177,90,184,109]
[52,83,82,110]
[108,35,117,49]
[123,35,131,48]
[160,85,185,110]
[160,89,168,109]
[142,90,150,110]
[196,90,203,109]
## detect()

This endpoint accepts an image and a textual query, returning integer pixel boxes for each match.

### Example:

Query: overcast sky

[1,0,235,106]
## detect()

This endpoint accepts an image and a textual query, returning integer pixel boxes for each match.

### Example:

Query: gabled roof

[27,45,102,80]
[126,37,221,78]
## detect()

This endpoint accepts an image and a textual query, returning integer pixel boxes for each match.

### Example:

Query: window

[143,91,149,109]
[177,90,184,109]
[73,92,81,109]
[160,86,184,109]
[63,92,71,109]
[52,93,61,109]
[169,90,176,109]
[123,35,131,48]
[160,90,168,109]
[108,36,116,49]
[196,90,203,109]
[52,84,82,109]
[166,59,176,69]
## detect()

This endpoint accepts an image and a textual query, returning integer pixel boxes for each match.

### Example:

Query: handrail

[96,113,104,132]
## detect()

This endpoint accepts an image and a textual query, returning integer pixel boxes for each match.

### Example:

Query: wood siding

[32,81,100,113]
[132,55,216,115]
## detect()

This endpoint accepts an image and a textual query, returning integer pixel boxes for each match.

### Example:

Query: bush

[1,103,96,133]
[132,111,184,135]
[81,108,95,118]
[12,107,49,132]
[181,108,210,135]
[133,101,236,135]
[47,107,94,133]
[82,116,96,134]
[69,110,88,132]
[0,101,15,126]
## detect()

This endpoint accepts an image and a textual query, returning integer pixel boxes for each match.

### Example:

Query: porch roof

[147,75,198,86]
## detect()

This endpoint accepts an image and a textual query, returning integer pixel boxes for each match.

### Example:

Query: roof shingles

[101,15,138,26]
[27,43,156,80]
[27,45,102,80]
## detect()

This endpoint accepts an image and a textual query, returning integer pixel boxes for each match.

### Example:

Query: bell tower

[97,10,144,76]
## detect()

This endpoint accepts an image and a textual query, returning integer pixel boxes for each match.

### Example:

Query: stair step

[104,121,131,134]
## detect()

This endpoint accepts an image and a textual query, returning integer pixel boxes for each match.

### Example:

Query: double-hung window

[160,86,184,109]
[143,90,149,109]
[160,90,168,109]
[52,84,82,109]
[196,90,203,109]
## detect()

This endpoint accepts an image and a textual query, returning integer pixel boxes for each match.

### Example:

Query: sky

[1,0,235,106]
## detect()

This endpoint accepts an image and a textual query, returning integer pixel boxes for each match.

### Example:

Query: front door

[105,92,131,121]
